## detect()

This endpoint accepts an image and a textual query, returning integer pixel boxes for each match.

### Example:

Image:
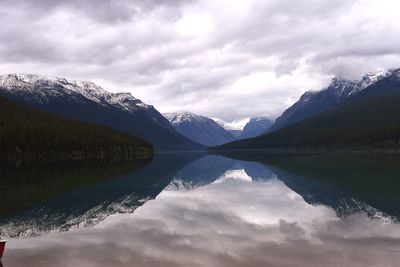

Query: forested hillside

[0,74,203,151]
[212,88,400,152]
[0,96,153,161]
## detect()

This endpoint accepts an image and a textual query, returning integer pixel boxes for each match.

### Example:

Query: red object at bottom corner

[0,241,5,259]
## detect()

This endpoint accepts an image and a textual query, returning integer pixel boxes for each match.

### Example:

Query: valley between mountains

[1,68,399,158]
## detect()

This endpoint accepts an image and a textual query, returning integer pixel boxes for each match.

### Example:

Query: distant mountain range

[0,74,203,151]
[164,112,236,146]
[240,117,274,139]
[0,74,279,150]
[212,68,400,151]
[164,112,274,146]
[2,67,398,154]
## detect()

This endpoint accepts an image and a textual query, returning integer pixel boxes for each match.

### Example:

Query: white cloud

[0,0,399,121]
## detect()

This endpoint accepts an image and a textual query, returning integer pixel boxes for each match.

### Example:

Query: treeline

[0,96,153,161]
[0,160,149,217]
[212,91,400,152]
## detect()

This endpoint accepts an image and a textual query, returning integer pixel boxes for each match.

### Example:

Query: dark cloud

[0,0,399,121]
[0,0,194,23]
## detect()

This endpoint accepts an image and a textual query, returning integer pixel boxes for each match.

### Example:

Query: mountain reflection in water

[1,153,400,266]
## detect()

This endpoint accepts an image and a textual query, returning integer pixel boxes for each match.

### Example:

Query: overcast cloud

[1,0,400,124]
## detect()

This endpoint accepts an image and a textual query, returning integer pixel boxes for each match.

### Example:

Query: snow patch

[0,73,151,113]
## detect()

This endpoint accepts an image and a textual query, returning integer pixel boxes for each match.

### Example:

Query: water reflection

[2,153,400,266]
[0,153,203,237]
[220,152,400,218]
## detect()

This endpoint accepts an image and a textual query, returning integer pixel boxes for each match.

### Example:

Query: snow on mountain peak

[163,111,236,146]
[0,73,45,87]
[386,68,400,80]
[0,73,151,112]
[109,92,152,111]
[164,112,208,125]
[358,69,387,89]
[113,92,135,99]
[328,77,357,97]
[364,68,386,81]
[303,69,389,100]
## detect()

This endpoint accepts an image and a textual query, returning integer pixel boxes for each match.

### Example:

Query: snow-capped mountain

[0,74,203,151]
[0,74,151,110]
[269,70,389,132]
[164,112,236,146]
[239,117,274,139]
[214,68,400,152]
[351,68,400,100]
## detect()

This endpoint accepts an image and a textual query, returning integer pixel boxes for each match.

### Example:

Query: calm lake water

[1,153,400,266]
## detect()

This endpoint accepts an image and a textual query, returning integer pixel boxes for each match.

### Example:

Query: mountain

[164,112,236,146]
[0,95,152,161]
[239,117,274,139]
[268,70,387,132]
[211,69,400,151]
[228,129,243,137]
[0,74,203,151]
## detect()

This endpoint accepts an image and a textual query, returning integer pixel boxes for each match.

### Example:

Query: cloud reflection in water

[4,163,400,267]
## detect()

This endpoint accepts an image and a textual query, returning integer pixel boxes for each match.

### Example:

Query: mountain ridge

[211,68,400,151]
[164,112,235,146]
[0,74,204,151]
[240,116,274,139]
[268,69,389,132]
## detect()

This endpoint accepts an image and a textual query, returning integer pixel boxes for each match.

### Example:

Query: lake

[1,153,400,266]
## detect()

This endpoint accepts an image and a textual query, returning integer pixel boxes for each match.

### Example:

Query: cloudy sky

[1,0,400,125]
